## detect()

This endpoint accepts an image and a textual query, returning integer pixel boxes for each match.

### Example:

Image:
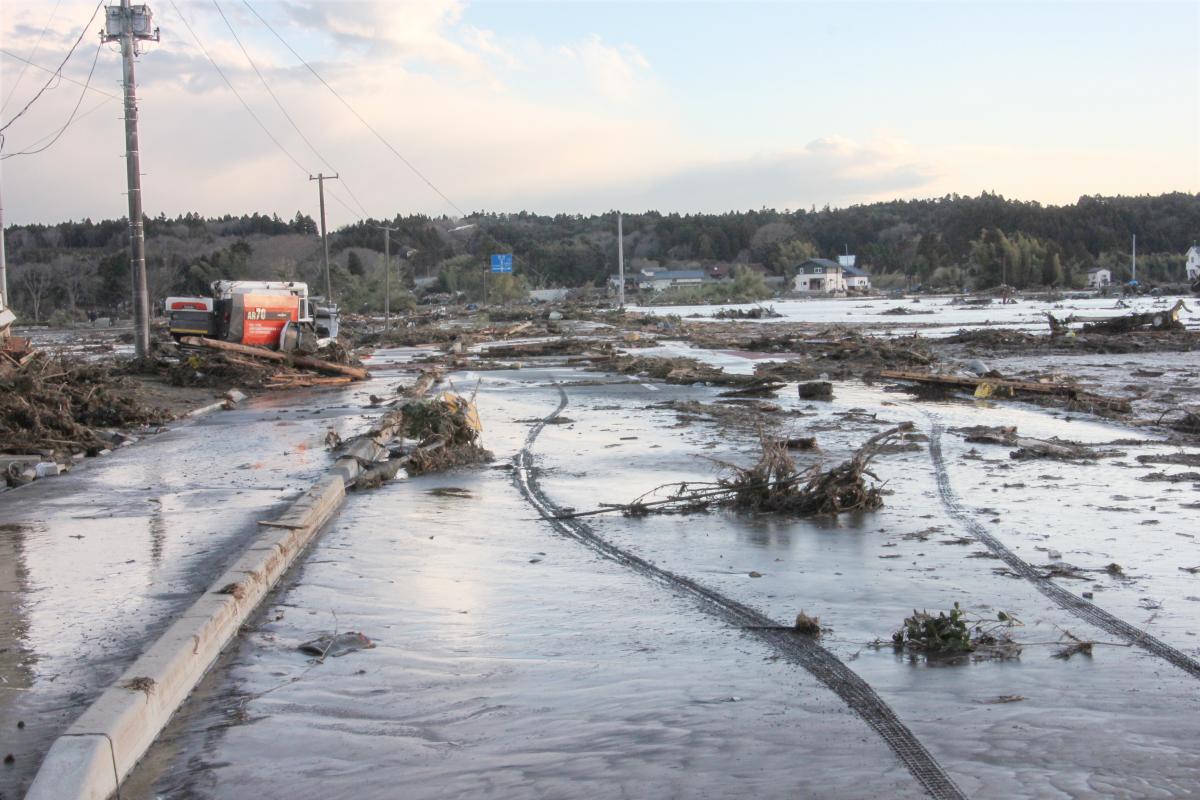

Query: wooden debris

[179,336,368,380]
[881,369,1131,413]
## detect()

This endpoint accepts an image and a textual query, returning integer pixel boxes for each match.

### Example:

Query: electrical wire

[209,0,369,219]
[0,0,104,136]
[164,0,362,221]
[2,40,104,160]
[0,48,119,99]
[0,0,65,113]
[241,0,467,217]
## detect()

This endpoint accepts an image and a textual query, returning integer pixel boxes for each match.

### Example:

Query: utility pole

[309,173,338,300]
[0,181,8,315]
[103,1,158,358]
[375,225,398,330]
[1131,234,1137,283]
[617,211,625,308]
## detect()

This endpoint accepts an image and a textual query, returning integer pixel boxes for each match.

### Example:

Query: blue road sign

[490,253,513,273]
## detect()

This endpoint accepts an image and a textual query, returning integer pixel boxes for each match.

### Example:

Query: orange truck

[168,281,336,351]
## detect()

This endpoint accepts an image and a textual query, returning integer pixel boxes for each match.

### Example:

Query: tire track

[514,386,967,800]
[927,417,1200,681]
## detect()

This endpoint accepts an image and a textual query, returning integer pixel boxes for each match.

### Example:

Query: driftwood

[1081,300,1188,334]
[180,336,368,380]
[1047,301,1190,336]
[556,423,913,520]
[881,369,1131,414]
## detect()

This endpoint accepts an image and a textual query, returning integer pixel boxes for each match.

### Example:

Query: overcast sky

[1,0,1197,226]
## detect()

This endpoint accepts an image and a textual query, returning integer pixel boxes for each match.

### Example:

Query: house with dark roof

[792,259,844,293]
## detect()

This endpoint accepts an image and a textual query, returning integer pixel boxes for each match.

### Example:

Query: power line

[164,0,362,221]
[208,0,369,219]
[241,0,467,217]
[0,0,65,113]
[0,0,104,137]
[0,48,119,99]
[2,41,104,160]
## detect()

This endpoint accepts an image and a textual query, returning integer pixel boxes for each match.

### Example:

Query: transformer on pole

[102,1,159,358]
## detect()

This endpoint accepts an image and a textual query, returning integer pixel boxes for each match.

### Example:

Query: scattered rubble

[1,353,174,483]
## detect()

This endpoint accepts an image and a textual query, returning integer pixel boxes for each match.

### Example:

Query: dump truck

[167,281,338,352]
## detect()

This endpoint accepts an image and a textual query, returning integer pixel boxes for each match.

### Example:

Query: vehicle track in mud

[514,386,967,800]
[926,417,1200,681]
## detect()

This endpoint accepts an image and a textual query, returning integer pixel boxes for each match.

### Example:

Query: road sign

[490,253,513,273]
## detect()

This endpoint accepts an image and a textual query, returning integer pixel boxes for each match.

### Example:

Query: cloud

[533,137,941,214]
[557,35,651,102]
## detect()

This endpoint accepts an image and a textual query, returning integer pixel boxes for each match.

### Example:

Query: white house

[1086,267,1112,289]
[1186,245,1200,282]
[792,259,845,293]
[838,255,871,291]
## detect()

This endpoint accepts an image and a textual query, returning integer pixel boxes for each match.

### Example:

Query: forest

[3,191,1197,322]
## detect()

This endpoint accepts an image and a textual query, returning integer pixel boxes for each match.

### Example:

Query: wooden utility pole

[103,0,159,357]
[309,173,338,300]
[376,225,398,330]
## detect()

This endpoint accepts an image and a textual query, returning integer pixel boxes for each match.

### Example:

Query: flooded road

[0,377,382,799]
[113,350,1199,799]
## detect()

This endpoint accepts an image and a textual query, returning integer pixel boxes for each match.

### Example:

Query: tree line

[3,192,1198,322]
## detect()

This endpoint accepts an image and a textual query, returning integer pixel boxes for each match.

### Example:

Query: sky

[0,0,1197,226]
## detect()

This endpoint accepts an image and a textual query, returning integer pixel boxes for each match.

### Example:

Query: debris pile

[891,604,1022,660]
[563,423,911,519]
[175,336,368,388]
[710,306,782,320]
[0,353,173,481]
[399,392,493,475]
[749,331,935,381]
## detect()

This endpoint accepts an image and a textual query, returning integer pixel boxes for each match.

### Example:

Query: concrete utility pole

[103,1,159,358]
[1131,234,1137,283]
[309,173,338,300]
[617,211,625,308]
[376,225,398,330]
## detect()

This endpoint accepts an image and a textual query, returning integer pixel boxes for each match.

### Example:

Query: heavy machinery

[166,281,338,352]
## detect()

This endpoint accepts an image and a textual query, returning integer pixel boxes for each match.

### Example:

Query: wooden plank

[291,354,369,380]
[180,335,368,380]
[179,336,287,362]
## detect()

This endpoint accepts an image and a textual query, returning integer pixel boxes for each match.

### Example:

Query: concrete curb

[22,378,426,800]
[25,474,345,800]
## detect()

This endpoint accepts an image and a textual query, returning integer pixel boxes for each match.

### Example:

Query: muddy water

[628,294,1200,337]
[122,356,1200,799]
[0,384,381,798]
[122,368,921,800]
[534,375,1200,797]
